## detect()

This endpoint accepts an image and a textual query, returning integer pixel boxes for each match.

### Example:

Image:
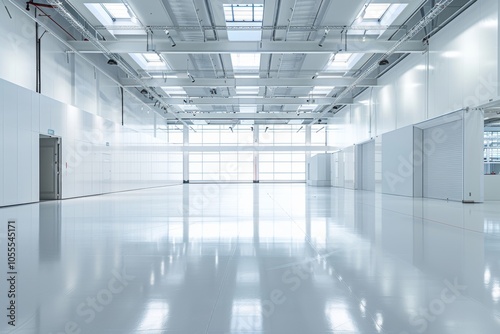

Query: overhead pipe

[44,0,188,126]
[25,1,56,10]
[310,0,457,125]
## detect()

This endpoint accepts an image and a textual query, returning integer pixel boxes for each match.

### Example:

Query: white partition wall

[463,109,485,203]
[343,146,356,189]
[331,151,345,188]
[0,78,182,207]
[307,153,331,186]
[381,126,415,196]
[360,140,375,191]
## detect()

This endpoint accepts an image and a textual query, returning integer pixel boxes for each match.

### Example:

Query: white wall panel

[423,120,464,201]
[31,132,39,202]
[330,0,498,157]
[361,140,375,191]
[0,78,181,207]
[0,79,4,205]
[428,0,498,118]
[331,152,345,188]
[0,9,36,91]
[3,81,19,206]
[463,109,484,202]
[381,126,414,197]
[41,35,73,106]
[373,83,397,135]
[343,146,355,189]
[374,137,382,192]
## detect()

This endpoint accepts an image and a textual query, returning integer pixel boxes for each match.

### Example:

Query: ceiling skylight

[331,53,353,63]
[85,3,142,35]
[231,53,261,70]
[162,86,187,96]
[240,105,257,113]
[142,53,163,63]
[223,4,264,22]
[102,3,134,20]
[362,3,391,20]
[225,4,264,41]
[130,53,170,70]
[236,86,259,95]
[310,86,335,96]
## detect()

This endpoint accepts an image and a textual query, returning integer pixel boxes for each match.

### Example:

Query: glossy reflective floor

[1,184,500,334]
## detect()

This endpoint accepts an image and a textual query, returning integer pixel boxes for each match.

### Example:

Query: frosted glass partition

[187,125,326,182]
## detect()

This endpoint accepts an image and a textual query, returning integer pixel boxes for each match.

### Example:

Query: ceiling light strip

[45,0,188,126]
[310,0,456,125]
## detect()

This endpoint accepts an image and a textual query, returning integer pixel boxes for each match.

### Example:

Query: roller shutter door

[423,120,463,201]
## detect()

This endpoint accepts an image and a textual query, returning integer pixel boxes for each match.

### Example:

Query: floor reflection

[0,184,499,333]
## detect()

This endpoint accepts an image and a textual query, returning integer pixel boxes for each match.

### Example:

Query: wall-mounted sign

[48,129,55,135]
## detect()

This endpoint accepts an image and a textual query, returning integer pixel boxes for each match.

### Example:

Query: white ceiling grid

[39,0,475,125]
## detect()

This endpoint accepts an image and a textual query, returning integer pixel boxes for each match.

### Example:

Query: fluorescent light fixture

[102,3,133,20]
[223,4,263,22]
[192,120,207,125]
[240,120,254,125]
[288,119,304,125]
[231,53,261,70]
[362,3,391,20]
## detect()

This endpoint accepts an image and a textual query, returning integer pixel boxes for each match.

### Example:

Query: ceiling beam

[151,97,353,105]
[121,77,378,88]
[162,112,332,120]
[93,25,404,32]
[68,40,425,54]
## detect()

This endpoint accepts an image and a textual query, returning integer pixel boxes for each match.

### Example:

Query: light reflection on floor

[0,183,500,333]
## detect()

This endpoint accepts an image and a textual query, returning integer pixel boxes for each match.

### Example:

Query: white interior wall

[428,0,499,117]
[330,151,345,188]
[307,153,331,186]
[361,140,375,191]
[343,146,356,189]
[381,126,415,197]
[0,5,182,207]
[328,0,498,148]
[0,78,181,207]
